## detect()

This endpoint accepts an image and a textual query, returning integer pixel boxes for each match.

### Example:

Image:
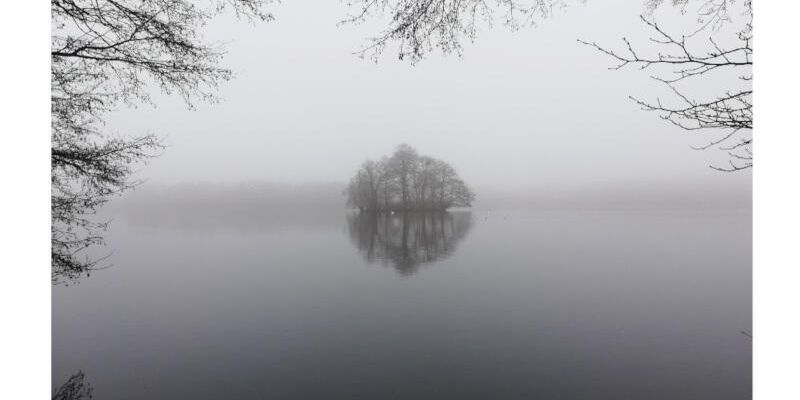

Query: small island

[345,144,475,211]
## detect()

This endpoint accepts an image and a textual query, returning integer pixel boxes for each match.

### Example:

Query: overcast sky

[105,0,751,194]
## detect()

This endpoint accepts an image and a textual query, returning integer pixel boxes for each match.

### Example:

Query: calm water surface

[53,206,751,399]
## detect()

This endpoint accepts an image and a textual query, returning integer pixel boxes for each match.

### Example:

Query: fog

[53,2,752,396]
[104,0,750,204]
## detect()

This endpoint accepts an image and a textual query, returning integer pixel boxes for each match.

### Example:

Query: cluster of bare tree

[51,0,271,282]
[50,0,751,281]
[346,145,475,211]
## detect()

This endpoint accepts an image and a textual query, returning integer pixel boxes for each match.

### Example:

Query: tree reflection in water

[347,211,473,275]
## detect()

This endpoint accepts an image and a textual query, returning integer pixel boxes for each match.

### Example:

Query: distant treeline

[116,182,346,209]
[346,145,475,211]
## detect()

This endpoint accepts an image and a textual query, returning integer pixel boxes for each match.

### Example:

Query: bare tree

[340,0,572,63]
[346,159,390,210]
[51,0,273,282]
[580,0,752,171]
[387,144,420,209]
[52,370,93,400]
[346,145,475,211]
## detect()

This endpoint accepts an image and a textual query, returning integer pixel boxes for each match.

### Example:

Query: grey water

[52,204,751,399]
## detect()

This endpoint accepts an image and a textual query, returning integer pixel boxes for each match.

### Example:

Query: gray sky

[105,0,751,194]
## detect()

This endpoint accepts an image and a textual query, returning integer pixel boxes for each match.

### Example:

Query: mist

[52,1,752,398]
[101,0,750,205]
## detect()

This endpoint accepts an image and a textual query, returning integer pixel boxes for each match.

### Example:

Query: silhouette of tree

[51,0,273,282]
[52,370,93,400]
[346,145,475,211]
[386,144,419,209]
[580,0,752,171]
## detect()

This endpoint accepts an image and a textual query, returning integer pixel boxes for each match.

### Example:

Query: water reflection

[347,211,473,275]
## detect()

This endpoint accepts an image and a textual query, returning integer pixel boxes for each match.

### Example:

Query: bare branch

[580,6,752,171]
[51,0,274,282]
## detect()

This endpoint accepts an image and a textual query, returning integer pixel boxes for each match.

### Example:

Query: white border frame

[3,1,799,398]
[0,1,52,398]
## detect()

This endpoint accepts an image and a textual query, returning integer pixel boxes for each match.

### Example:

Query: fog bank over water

[116,179,750,212]
[104,0,751,193]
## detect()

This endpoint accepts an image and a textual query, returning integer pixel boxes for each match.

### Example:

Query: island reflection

[346,211,473,276]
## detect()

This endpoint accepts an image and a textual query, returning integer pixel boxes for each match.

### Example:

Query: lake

[52,205,751,399]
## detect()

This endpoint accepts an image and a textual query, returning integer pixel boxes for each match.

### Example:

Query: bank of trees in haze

[346,145,475,211]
